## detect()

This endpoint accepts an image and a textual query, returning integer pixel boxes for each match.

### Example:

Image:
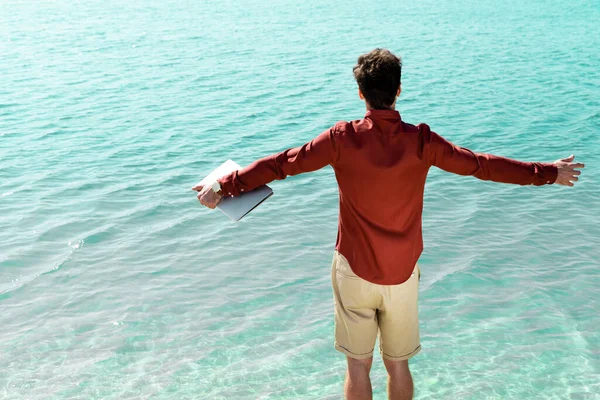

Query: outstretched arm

[418,124,583,186]
[193,127,338,208]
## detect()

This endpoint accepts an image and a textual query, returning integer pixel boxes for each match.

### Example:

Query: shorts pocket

[334,251,361,280]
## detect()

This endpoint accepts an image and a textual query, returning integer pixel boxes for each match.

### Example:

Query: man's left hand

[192,184,223,209]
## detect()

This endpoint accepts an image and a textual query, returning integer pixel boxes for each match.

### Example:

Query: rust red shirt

[218,109,558,285]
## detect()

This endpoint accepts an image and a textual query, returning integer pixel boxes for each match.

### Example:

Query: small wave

[0,238,85,300]
[0,255,71,300]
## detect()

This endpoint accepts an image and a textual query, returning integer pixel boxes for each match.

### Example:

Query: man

[193,49,584,400]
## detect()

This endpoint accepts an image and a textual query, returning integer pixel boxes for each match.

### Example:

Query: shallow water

[1,0,599,398]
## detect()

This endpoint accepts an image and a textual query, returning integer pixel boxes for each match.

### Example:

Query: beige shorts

[332,251,421,361]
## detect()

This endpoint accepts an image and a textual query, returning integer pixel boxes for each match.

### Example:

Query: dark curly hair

[353,49,402,110]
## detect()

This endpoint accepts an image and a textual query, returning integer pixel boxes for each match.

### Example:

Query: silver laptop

[196,160,273,221]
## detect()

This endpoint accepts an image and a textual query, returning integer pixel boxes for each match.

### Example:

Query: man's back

[333,110,429,284]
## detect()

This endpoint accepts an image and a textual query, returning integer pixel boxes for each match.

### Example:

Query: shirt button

[241,189,244,192]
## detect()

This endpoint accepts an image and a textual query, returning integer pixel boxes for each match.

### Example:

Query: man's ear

[359,89,364,100]
[397,85,402,97]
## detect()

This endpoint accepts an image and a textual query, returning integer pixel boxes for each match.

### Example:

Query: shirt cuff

[217,172,241,197]
[535,163,558,185]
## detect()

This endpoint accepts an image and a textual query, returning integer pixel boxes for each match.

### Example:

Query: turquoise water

[1,0,599,398]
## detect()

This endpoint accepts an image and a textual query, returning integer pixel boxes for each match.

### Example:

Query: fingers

[569,163,585,169]
[561,155,575,162]
[197,192,208,207]
[556,170,581,186]
[192,184,204,192]
[197,191,219,209]
[198,196,216,209]
[556,179,575,187]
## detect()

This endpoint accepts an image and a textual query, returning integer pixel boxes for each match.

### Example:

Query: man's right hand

[192,183,223,209]
[554,155,584,187]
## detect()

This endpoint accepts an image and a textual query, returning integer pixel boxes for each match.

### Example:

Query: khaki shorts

[332,251,421,361]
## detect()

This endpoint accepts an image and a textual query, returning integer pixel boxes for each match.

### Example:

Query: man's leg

[331,251,379,399]
[378,264,421,400]
[345,356,373,400]
[383,359,413,400]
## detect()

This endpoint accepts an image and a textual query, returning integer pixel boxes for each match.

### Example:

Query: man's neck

[366,107,397,111]
[365,103,397,111]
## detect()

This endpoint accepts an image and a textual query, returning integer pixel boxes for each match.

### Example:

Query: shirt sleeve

[217,126,338,196]
[418,123,558,186]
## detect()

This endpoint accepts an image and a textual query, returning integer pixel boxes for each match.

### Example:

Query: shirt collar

[365,109,401,121]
